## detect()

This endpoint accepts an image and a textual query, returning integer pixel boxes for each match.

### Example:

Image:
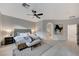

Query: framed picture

[54,24,63,34]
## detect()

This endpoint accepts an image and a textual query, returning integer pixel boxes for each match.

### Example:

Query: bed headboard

[14,29,32,37]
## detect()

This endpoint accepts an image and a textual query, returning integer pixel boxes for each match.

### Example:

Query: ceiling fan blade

[36,16,40,19]
[35,15,40,19]
[37,13,43,16]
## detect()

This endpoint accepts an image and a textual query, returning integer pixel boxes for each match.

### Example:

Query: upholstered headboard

[14,29,32,37]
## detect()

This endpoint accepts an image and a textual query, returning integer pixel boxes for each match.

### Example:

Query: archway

[46,23,54,40]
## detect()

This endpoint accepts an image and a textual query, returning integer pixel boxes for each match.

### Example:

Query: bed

[13,29,42,50]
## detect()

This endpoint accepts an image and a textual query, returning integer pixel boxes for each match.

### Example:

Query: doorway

[68,24,77,44]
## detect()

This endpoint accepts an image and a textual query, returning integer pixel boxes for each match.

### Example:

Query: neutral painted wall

[2,15,35,30]
[0,11,79,41]
[38,18,79,40]
[0,14,36,41]
[40,20,68,40]
[0,12,2,42]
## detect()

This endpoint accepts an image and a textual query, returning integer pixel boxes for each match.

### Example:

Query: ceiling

[0,3,79,22]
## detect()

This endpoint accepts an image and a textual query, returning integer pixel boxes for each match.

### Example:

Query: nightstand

[4,37,15,45]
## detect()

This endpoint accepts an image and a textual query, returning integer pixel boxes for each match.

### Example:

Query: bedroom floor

[41,40,79,56]
[13,40,79,56]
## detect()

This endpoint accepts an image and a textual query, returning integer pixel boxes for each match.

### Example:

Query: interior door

[68,24,77,44]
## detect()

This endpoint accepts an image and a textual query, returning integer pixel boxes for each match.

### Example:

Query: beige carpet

[0,40,79,56]
[13,40,79,56]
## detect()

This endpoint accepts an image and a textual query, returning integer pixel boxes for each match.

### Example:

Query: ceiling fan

[31,10,43,19]
[22,3,43,19]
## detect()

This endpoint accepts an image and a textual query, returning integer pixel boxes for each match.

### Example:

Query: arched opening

[46,23,54,40]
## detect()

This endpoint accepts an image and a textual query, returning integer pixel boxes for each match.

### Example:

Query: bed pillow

[14,36,25,42]
[29,34,37,39]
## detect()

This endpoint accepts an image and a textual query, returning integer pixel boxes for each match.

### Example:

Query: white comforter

[14,34,41,47]
[14,35,32,43]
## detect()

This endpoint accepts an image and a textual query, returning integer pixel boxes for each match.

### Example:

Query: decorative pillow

[29,34,37,39]
[23,36,32,43]
[17,43,28,51]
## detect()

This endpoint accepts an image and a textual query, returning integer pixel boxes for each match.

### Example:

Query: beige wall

[0,14,36,42]
[38,19,79,40]
[41,20,68,40]
[0,12,3,42]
